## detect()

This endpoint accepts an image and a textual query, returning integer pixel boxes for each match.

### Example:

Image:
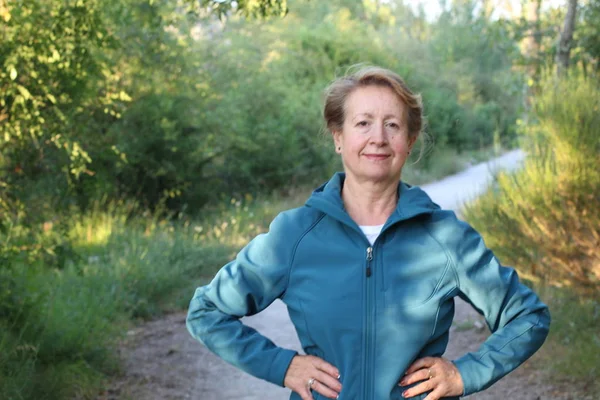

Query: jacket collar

[305,172,439,233]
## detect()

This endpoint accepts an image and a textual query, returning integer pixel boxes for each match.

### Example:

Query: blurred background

[0,0,598,398]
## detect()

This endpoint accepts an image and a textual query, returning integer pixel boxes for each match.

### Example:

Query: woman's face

[333,85,416,185]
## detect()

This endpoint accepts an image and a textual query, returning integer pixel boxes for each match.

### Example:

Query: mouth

[363,154,391,161]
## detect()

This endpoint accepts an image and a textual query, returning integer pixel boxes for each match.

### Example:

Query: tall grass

[463,74,600,388]
[535,285,600,388]
[464,75,599,293]
[0,189,305,399]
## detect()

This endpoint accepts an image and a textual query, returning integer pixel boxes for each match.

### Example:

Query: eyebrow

[352,113,401,120]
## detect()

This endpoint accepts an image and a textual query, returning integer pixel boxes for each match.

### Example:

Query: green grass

[537,286,600,392]
[0,189,305,399]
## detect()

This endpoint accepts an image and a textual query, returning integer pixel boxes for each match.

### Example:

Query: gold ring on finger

[428,368,433,379]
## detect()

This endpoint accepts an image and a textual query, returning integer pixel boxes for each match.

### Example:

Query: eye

[385,121,400,129]
[356,120,369,127]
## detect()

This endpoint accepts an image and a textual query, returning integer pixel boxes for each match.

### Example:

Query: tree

[579,0,600,74]
[0,0,287,216]
[523,0,543,82]
[556,0,579,74]
[196,0,288,18]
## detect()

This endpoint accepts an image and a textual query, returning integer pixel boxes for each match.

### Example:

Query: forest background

[0,0,598,398]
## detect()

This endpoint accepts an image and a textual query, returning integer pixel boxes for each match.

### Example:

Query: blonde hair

[323,65,425,139]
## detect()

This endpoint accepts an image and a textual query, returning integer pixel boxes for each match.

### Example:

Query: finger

[423,387,445,400]
[313,357,341,379]
[399,367,431,386]
[315,370,342,393]
[300,386,314,400]
[311,379,340,399]
[404,357,437,375]
[402,378,435,398]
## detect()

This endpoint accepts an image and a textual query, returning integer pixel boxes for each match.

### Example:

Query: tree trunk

[556,0,578,75]
[521,0,542,111]
[523,0,542,82]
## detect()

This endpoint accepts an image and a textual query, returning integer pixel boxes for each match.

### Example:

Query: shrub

[464,73,600,295]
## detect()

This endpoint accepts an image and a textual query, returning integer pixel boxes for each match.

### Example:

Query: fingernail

[402,391,407,398]
[337,374,341,379]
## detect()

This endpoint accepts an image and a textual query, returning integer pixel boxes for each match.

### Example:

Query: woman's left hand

[398,357,464,399]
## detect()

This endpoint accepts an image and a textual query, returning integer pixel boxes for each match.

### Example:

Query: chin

[360,171,400,184]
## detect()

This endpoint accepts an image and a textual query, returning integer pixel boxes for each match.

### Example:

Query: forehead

[344,85,405,117]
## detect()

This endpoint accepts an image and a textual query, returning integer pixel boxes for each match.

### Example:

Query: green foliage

[537,286,600,389]
[1,0,526,217]
[464,73,600,295]
[194,0,289,19]
[0,0,292,212]
[579,0,600,73]
[428,6,523,149]
[0,190,301,398]
[508,0,600,79]
[0,266,119,399]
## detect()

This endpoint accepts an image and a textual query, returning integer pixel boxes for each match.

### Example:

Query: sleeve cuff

[452,355,481,396]
[268,348,298,387]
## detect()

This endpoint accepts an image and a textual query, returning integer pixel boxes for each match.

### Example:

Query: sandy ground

[101,151,595,400]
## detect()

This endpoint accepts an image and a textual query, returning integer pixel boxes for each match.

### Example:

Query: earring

[337,147,341,151]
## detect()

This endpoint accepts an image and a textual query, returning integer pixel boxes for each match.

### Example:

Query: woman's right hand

[284,355,342,400]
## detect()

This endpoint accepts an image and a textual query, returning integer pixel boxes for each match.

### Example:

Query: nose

[369,122,388,146]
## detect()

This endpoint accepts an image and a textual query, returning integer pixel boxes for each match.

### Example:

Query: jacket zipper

[364,246,374,399]
[366,246,373,277]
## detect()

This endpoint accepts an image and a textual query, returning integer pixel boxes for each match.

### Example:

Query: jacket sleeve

[438,212,551,396]
[186,213,298,387]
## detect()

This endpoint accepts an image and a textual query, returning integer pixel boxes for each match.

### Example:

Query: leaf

[16,85,31,100]
[9,67,17,81]
[46,93,57,104]
[0,5,10,22]
[118,91,132,101]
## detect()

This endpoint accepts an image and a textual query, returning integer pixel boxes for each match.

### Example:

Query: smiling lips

[363,153,391,161]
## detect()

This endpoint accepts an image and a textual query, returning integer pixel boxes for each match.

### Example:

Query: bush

[464,73,600,295]
[0,191,298,399]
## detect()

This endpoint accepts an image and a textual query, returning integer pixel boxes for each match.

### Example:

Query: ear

[407,135,418,151]
[332,130,343,153]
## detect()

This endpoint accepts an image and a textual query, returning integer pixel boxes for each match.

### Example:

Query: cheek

[343,134,367,151]
[390,135,411,152]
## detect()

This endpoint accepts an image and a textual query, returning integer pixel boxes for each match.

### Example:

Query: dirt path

[104,151,590,400]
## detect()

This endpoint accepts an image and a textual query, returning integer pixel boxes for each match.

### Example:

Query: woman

[186,66,550,400]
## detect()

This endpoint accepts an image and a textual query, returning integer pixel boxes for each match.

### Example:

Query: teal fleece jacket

[187,172,551,399]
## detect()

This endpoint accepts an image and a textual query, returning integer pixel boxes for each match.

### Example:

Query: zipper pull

[366,247,373,277]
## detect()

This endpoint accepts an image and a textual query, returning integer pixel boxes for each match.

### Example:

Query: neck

[341,175,400,226]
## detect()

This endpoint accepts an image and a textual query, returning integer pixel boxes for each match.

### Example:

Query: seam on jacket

[297,298,318,351]
[429,259,451,303]
[430,286,454,338]
[475,313,542,361]
[282,210,326,300]
[420,219,460,290]
[397,257,452,310]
